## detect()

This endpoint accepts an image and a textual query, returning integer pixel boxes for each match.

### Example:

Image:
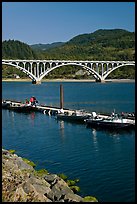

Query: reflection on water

[59,120,65,139]
[30,112,35,120]
[92,128,97,137]
[87,124,135,135]
[91,128,99,152]
[89,126,135,156]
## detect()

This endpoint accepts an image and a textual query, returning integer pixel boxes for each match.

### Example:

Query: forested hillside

[2,29,135,79]
[40,29,135,60]
[2,40,39,59]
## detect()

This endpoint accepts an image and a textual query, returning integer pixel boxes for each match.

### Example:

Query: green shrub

[9,149,16,154]
[67,179,76,186]
[34,169,48,177]
[74,178,80,183]
[58,173,68,181]
[22,158,36,167]
[70,185,80,193]
[83,196,98,202]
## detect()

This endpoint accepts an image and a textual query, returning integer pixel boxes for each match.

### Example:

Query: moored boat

[56,110,92,123]
[85,112,135,129]
[2,100,12,109]
[8,104,37,112]
[2,100,37,113]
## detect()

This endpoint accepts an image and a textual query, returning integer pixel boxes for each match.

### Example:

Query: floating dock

[2,99,77,116]
[2,99,135,123]
[2,99,111,118]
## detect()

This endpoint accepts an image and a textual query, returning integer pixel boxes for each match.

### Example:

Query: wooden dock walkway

[36,105,75,115]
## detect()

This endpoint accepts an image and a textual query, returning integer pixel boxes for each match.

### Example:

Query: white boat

[85,112,135,129]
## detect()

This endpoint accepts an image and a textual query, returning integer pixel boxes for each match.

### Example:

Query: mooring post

[60,84,64,109]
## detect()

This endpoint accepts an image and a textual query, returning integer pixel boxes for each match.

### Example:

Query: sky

[2,2,135,45]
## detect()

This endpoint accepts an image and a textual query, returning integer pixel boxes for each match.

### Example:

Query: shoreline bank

[2,78,135,83]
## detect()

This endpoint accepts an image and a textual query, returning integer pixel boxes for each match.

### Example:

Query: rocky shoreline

[2,149,98,202]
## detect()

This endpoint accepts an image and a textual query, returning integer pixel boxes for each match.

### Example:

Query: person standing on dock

[30,96,35,105]
[30,96,38,106]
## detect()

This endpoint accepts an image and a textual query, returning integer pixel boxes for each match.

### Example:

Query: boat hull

[85,119,134,129]
[57,114,90,123]
[2,101,36,113]
[8,105,36,113]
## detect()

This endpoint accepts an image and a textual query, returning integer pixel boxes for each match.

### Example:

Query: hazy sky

[2,2,135,45]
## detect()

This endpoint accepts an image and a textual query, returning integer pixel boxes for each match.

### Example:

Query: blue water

[2,81,135,202]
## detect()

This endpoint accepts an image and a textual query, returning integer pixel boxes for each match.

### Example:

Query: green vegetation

[67,178,80,185]
[58,174,80,193]
[2,29,135,79]
[83,196,98,202]
[67,179,80,192]
[2,39,38,59]
[9,149,16,154]
[69,185,80,193]
[22,158,36,167]
[34,169,48,177]
[40,29,135,61]
[58,173,68,180]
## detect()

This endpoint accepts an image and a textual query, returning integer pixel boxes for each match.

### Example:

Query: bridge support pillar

[96,78,105,83]
[101,79,105,83]
[32,80,41,84]
[95,78,101,82]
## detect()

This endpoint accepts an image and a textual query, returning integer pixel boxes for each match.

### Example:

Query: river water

[2,81,135,202]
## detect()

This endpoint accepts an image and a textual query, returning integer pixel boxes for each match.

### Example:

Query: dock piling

[60,84,64,109]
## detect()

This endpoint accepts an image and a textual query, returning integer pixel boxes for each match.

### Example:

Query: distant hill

[30,42,65,51]
[2,40,39,59]
[40,29,135,60]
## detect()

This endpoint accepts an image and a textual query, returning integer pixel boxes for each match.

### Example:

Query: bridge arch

[103,63,135,79]
[2,62,37,81]
[38,62,101,81]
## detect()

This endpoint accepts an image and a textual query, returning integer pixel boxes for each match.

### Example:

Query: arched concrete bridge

[2,59,135,84]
